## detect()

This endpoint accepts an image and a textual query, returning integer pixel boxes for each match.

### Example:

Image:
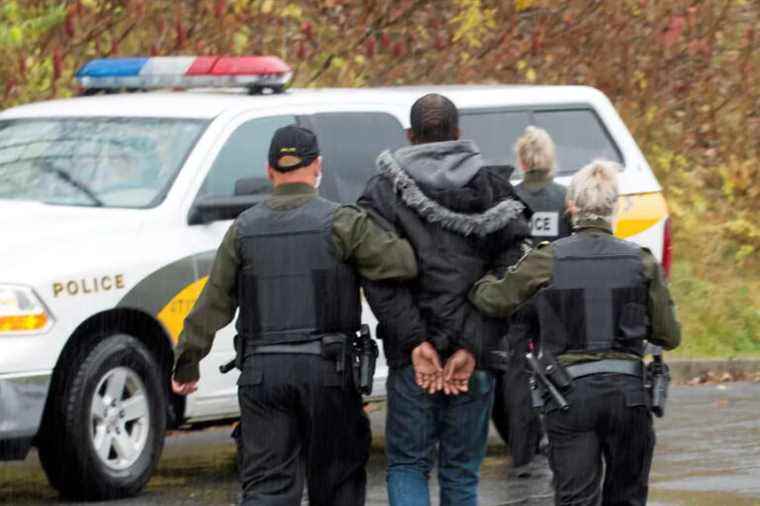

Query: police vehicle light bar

[76,56,292,94]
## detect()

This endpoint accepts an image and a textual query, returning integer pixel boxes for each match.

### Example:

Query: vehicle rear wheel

[38,333,166,500]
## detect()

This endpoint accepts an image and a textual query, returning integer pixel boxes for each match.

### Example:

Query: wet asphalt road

[1,382,759,506]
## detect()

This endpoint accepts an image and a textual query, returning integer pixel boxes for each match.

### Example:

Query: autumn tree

[0,0,758,352]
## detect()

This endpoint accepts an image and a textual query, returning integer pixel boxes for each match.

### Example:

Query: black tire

[491,374,511,446]
[38,333,166,500]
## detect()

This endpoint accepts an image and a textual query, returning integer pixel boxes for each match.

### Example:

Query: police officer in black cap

[471,160,681,506]
[171,125,418,506]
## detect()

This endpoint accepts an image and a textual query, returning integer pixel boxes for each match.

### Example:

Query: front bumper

[0,372,50,460]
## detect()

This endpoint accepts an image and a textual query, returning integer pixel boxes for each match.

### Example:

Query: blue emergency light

[76,56,292,94]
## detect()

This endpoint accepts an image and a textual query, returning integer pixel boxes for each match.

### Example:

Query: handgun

[525,351,570,411]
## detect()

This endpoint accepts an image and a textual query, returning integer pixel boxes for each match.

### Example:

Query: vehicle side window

[306,112,406,203]
[200,115,296,197]
[533,109,622,175]
[459,111,531,167]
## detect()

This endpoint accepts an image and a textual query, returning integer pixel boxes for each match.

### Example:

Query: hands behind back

[412,342,476,396]
[443,349,476,395]
[412,341,443,394]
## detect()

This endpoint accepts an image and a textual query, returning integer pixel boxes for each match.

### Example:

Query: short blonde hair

[514,126,556,174]
[566,160,621,227]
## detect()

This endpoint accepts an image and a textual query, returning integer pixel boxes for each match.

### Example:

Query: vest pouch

[321,334,347,368]
[618,302,649,340]
[536,287,586,355]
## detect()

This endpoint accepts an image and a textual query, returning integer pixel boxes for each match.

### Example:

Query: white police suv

[0,56,672,499]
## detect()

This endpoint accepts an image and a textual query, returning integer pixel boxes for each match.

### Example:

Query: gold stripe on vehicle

[157,277,209,343]
[614,192,668,239]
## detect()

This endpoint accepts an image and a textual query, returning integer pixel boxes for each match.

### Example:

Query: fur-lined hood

[376,145,526,238]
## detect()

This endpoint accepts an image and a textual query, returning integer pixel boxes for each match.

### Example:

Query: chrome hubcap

[90,367,149,471]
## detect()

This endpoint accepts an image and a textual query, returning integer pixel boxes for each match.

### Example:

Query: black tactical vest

[234,196,361,345]
[515,181,572,242]
[535,232,649,357]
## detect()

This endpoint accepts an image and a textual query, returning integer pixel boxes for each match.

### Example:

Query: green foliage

[670,261,760,358]
[0,3,66,48]
[0,0,757,357]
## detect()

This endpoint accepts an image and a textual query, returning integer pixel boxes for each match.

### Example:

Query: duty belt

[566,359,643,380]
[250,341,323,355]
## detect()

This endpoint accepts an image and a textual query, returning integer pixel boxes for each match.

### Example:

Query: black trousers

[236,354,370,506]
[504,354,542,467]
[544,374,655,506]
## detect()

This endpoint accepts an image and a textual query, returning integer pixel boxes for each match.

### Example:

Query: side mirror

[188,194,266,225]
[189,177,272,225]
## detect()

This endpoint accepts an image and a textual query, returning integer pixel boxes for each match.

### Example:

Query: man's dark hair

[409,93,459,143]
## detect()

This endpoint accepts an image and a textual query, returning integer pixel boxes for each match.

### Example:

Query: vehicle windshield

[0,118,207,208]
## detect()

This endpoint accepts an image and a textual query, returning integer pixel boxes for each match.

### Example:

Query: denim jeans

[385,365,495,506]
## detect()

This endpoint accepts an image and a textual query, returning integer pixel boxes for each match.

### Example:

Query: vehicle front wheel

[38,333,167,500]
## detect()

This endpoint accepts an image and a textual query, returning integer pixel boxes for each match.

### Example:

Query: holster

[526,349,572,412]
[539,352,573,390]
[351,324,378,396]
[645,355,670,418]
[529,375,545,410]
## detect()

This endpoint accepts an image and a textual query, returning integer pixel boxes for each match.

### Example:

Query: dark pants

[504,355,542,467]
[236,354,370,506]
[545,374,655,506]
[385,365,495,506]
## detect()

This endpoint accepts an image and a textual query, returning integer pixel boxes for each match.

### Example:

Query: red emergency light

[76,56,292,95]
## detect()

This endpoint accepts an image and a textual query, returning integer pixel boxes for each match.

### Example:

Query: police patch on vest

[530,212,559,237]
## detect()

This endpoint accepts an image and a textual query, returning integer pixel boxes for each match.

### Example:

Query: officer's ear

[406,128,415,144]
[267,165,276,183]
[452,127,460,141]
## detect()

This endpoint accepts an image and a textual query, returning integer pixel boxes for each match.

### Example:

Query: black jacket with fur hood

[358,140,531,370]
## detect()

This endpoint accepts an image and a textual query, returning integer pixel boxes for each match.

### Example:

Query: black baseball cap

[268,125,320,172]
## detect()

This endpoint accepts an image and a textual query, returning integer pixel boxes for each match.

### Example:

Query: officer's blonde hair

[566,160,620,227]
[514,126,556,175]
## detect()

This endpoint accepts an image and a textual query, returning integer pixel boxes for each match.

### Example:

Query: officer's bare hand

[443,349,476,395]
[411,341,443,394]
[171,378,198,396]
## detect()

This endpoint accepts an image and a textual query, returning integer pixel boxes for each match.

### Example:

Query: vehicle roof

[0,85,608,121]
